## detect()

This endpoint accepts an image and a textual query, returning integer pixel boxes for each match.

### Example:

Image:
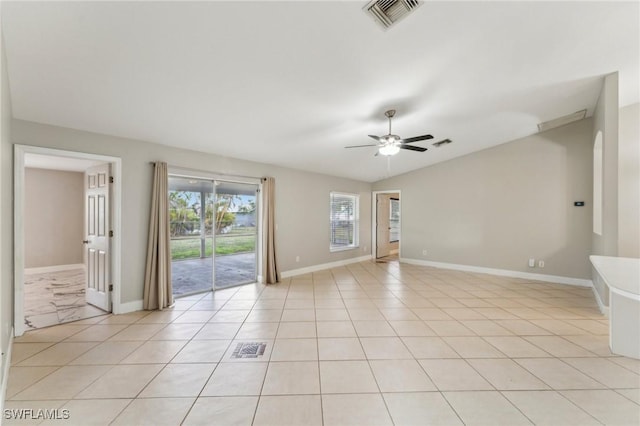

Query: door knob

[82,240,90,244]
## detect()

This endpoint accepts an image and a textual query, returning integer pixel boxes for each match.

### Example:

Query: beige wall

[9,119,372,304]
[1,29,13,388]
[617,102,639,258]
[24,168,84,268]
[373,119,594,280]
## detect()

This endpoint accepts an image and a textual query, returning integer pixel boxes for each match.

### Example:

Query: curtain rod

[149,162,264,183]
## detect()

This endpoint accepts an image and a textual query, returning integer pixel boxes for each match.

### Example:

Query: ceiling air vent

[364,0,422,30]
[432,138,452,147]
[537,109,587,132]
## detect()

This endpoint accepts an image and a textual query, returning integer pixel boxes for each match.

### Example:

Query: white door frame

[13,145,123,336]
[371,190,402,260]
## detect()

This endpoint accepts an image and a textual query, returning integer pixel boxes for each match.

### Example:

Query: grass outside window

[171,231,256,260]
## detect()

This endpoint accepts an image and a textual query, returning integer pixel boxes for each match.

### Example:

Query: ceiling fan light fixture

[379,144,400,156]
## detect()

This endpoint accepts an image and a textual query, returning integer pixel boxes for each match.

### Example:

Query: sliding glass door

[169,175,259,296]
[213,181,259,290]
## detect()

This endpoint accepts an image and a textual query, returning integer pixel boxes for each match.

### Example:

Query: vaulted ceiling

[2,1,638,182]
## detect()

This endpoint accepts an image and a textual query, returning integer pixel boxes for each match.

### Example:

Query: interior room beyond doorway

[22,156,111,330]
[375,191,400,260]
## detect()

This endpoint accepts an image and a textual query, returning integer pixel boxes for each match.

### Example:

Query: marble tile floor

[24,266,109,330]
[6,260,640,425]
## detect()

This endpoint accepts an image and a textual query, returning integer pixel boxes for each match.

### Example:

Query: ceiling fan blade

[368,135,383,141]
[345,144,379,148]
[401,134,434,144]
[399,144,428,152]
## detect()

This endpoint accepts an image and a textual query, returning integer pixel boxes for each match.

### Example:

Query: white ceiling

[2,1,638,182]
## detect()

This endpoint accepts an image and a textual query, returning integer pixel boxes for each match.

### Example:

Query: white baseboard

[1,327,14,415]
[400,258,593,287]
[115,300,143,314]
[591,285,610,317]
[281,255,372,279]
[24,264,84,274]
[257,275,264,284]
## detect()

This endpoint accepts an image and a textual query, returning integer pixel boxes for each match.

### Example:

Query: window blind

[330,192,359,251]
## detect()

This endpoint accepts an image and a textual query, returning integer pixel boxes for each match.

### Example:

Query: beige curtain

[262,177,279,283]
[143,162,173,310]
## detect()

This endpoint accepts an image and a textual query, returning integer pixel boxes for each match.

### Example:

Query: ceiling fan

[345,109,435,156]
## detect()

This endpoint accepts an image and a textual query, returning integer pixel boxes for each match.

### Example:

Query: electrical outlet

[422,249,427,256]
[295,256,300,262]
[528,258,535,268]
[538,260,545,268]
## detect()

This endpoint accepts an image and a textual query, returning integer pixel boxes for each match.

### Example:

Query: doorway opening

[373,190,401,261]
[169,173,260,297]
[14,145,122,336]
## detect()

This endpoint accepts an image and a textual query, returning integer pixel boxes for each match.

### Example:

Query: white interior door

[376,194,391,258]
[85,164,111,311]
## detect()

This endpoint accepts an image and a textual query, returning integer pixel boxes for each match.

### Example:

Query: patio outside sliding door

[169,176,215,296]
[213,181,259,290]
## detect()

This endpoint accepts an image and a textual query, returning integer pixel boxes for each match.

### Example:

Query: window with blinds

[329,192,359,251]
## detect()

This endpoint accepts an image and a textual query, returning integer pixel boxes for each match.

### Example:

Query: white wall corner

[0,327,14,415]
[400,258,594,287]
[280,255,372,279]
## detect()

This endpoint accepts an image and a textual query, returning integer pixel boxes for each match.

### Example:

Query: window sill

[330,246,359,253]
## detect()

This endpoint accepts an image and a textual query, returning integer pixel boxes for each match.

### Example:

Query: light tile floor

[5,261,640,425]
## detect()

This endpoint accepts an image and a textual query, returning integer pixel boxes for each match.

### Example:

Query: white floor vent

[364,0,422,30]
